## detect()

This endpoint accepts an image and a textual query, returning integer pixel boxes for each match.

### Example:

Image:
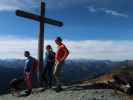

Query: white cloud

[0,0,91,11]
[0,0,39,11]
[87,6,96,13]
[102,9,128,18]
[87,6,128,18]
[0,4,18,11]
[0,0,130,16]
[0,37,133,61]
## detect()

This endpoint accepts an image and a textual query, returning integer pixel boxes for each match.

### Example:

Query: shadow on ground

[63,83,112,91]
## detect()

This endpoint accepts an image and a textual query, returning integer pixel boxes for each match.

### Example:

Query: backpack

[32,58,38,73]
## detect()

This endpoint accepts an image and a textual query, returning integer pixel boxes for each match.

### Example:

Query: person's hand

[60,59,65,63]
[48,60,52,63]
[55,59,59,64]
[25,72,31,79]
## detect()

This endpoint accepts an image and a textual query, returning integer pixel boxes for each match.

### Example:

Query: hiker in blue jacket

[42,45,55,88]
[24,51,38,95]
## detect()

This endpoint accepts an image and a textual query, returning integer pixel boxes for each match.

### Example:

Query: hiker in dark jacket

[42,45,55,88]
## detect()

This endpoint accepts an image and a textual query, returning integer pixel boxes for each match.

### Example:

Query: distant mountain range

[0,59,133,94]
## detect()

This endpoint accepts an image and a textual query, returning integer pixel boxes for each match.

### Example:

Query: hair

[46,45,52,49]
[24,51,30,56]
[55,37,63,42]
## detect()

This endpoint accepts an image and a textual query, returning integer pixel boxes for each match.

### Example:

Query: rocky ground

[0,84,132,100]
[1,66,133,100]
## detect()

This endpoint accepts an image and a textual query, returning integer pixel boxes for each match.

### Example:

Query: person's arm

[49,52,55,63]
[25,60,32,73]
[45,52,48,63]
[24,60,28,73]
[55,49,60,63]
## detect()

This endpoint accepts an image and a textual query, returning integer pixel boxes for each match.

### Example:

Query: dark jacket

[45,51,55,66]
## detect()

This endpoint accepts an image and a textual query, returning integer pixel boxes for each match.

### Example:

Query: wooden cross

[16,1,63,81]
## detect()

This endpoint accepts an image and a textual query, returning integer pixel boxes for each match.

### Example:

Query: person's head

[55,37,63,46]
[24,51,30,57]
[46,45,52,52]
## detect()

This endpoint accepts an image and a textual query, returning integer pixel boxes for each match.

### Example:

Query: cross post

[38,1,45,81]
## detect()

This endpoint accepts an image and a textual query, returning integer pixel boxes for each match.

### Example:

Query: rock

[93,98,97,100]
[101,95,104,98]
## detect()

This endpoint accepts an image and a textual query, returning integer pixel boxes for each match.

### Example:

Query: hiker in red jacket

[54,37,69,92]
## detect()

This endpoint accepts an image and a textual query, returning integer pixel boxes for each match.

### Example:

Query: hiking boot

[48,85,52,89]
[127,87,133,95]
[25,90,32,96]
[54,86,63,92]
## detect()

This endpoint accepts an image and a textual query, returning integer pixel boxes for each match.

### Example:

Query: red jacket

[55,43,69,62]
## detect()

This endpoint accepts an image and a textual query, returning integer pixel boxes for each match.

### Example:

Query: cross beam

[16,10,63,27]
[16,1,63,81]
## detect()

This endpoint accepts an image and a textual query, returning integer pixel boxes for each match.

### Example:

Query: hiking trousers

[53,61,64,87]
[24,72,32,91]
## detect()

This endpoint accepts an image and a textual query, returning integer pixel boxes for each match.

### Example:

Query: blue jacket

[24,56,34,73]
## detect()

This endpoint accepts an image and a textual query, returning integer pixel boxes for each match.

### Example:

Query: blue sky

[0,0,133,60]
